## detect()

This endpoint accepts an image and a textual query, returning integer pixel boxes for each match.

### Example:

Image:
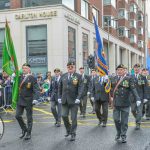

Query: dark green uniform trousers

[113,106,130,138]
[62,104,78,135]
[95,100,108,123]
[15,104,33,134]
[80,95,87,115]
[131,102,143,124]
[51,101,62,123]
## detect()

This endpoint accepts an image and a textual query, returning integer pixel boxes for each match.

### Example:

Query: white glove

[136,101,141,107]
[12,73,16,78]
[87,92,90,95]
[58,99,62,104]
[75,99,80,104]
[104,75,108,81]
[91,97,95,102]
[144,99,148,104]
[32,100,38,105]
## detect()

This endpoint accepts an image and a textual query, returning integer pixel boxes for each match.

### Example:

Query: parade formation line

[2,104,150,129]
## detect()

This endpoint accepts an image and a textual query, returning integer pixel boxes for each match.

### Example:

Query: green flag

[2,21,19,108]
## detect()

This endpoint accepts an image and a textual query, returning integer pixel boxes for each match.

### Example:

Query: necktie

[82,75,84,81]
[68,74,71,82]
[99,77,103,85]
[55,77,58,82]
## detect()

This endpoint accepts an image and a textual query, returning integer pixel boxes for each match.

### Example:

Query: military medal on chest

[122,80,129,87]
[72,76,78,85]
[147,75,150,86]
[137,76,145,85]
[26,78,31,89]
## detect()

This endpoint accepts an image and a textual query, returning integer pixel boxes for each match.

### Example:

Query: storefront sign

[15,11,57,20]
[64,14,80,25]
[27,56,47,66]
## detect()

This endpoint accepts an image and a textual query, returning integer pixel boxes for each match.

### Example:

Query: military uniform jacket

[58,72,82,105]
[110,75,140,107]
[144,75,150,100]
[80,74,90,98]
[49,76,60,101]
[130,74,145,102]
[88,75,96,93]
[91,76,109,101]
[18,74,40,106]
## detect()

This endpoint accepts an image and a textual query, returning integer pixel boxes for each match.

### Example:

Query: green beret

[91,68,96,72]
[142,68,148,71]
[134,63,140,68]
[116,64,125,70]
[54,68,60,72]
[22,63,31,68]
[67,61,75,66]
[79,67,84,70]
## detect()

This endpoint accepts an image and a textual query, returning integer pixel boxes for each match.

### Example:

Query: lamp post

[143,0,146,67]
[104,17,118,68]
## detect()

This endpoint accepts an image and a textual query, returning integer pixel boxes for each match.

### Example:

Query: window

[111,0,116,8]
[103,0,116,8]
[103,16,117,28]
[130,34,137,43]
[130,4,137,13]
[26,25,47,73]
[62,0,74,10]
[22,0,61,7]
[82,33,89,74]
[138,40,144,48]
[138,27,143,35]
[0,0,10,9]
[103,0,111,5]
[68,26,76,62]
[118,27,129,37]
[118,9,128,20]
[92,7,99,23]
[81,0,89,19]
[130,20,137,28]
[137,13,143,21]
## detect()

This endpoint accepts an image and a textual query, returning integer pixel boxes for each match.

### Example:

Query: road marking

[3,120,14,123]
[33,107,52,116]
[2,104,150,129]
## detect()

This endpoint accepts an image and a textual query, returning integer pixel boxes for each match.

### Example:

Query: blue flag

[146,42,150,73]
[93,16,111,93]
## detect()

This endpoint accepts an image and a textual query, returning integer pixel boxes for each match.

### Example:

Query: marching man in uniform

[130,64,145,130]
[110,64,141,143]
[15,63,40,140]
[58,61,82,141]
[49,68,62,127]
[79,67,90,118]
[91,74,109,127]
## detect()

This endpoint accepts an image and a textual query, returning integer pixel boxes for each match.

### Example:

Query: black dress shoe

[56,122,61,127]
[98,120,102,126]
[82,114,86,118]
[24,133,31,140]
[92,111,96,114]
[135,124,140,130]
[70,134,76,141]
[65,131,70,137]
[102,122,106,127]
[19,130,27,139]
[115,135,120,141]
[121,137,127,143]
